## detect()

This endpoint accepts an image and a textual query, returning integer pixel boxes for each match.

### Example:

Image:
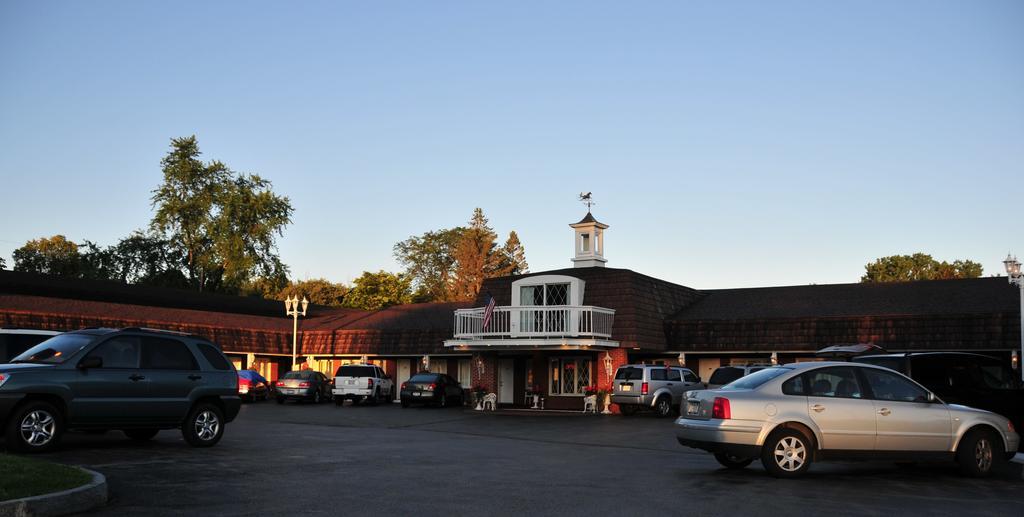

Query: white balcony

[452,305,615,340]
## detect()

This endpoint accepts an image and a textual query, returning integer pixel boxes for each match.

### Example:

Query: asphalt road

[20,401,1024,516]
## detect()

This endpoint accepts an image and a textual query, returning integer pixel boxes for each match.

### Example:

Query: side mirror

[78,356,102,369]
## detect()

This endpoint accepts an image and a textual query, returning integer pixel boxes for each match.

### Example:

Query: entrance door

[498,359,515,404]
[396,360,412,402]
[699,358,720,385]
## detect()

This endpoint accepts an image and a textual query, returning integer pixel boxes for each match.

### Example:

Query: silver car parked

[612,364,702,417]
[675,362,1019,478]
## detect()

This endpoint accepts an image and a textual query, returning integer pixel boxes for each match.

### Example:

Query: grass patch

[0,454,92,502]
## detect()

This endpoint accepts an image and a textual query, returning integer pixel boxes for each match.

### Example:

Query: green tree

[499,230,529,276]
[104,231,188,287]
[277,278,350,307]
[393,227,466,302]
[450,208,507,301]
[150,135,293,292]
[12,235,82,276]
[861,253,983,283]
[342,270,413,310]
[0,256,6,270]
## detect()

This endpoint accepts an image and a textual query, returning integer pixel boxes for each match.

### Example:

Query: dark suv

[0,327,241,452]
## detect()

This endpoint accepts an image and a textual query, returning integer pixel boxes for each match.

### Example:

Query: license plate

[281,389,295,395]
[621,384,631,392]
[413,392,421,397]
[346,380,355,385]
[686,401,699,415]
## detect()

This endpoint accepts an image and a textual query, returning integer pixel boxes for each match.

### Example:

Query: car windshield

[708,367,743,385]
[10,334,96,364]
[720,367,793,390]
[615,367,644,380]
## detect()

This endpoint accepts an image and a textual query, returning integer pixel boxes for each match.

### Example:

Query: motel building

[0,211,1020,412]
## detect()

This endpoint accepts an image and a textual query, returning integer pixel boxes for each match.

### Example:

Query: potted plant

[597,384,613,414]
[526,384,542,409]
[472,384,488,410]
[583,385,598,396]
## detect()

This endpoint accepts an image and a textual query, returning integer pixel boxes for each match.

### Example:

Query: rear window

[283,371,313,380]
[336,366,376,378]
[721,367,792,390]
[615,367,644,380]
[197,343,232,371]
[409,374,439,383]
[708,367,743,385]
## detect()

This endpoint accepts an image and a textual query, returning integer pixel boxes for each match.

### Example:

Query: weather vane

[578,191,594,211]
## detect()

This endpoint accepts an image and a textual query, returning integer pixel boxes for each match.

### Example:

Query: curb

[0,467,107,517]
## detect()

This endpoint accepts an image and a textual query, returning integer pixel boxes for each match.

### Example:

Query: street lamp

[285,295,308,371]
[1004,253,1023,381]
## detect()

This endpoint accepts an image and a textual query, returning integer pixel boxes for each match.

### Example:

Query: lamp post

[1004,253,1024,381]
[285,296,308,371]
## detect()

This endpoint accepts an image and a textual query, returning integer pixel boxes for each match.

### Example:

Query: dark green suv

[0,327,241,452]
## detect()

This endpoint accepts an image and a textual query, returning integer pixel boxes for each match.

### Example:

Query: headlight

[0,373,10,388]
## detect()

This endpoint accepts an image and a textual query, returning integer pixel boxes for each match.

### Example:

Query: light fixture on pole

[770,352,778,366]
[285,295,308,371]
[1003,253,1024,381]
[603,352,614,380]
[677,352,686,367]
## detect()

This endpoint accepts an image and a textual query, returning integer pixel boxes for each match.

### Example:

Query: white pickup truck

[333,364,394,406]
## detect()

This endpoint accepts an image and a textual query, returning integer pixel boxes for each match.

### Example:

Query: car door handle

[877,408,891,416]
[129,374,146,381]
[811,404,825,413]
[188,375,202,381]
[666,383,674,386]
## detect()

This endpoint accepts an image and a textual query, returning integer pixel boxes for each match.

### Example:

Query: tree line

[2,136,528,310]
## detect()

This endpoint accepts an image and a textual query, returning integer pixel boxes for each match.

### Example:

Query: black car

[274,370,332,404]
[854,352,1023,450]
[400,373,464,408]
[0,327,241,452]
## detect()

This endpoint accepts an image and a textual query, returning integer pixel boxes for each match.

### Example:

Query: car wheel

[620,404,638,416]
[124,429,160,441]
[276,397,285,404]
[335,396,344,406]
[655,397,673,418]
[761,429,812,478]
[389,387,396,401]
[182,403,225,448]
[401,400,410,408]
[957,428,1004,478]
[312,390,322,404]
[6,401,64,453]
[438,393,448,408]
[714,452,754,469]
[369,389,380,406]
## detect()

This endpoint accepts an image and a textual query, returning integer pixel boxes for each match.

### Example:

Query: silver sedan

[675,361,1019,478]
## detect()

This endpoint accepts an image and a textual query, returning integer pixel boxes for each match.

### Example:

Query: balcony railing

[453,305,615,340]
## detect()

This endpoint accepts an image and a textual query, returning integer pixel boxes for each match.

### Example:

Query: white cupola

[570,211,608,268]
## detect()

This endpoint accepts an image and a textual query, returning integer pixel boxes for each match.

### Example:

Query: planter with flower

[472,384,488,410]
[597,385,613,414]
[525,384,542,409]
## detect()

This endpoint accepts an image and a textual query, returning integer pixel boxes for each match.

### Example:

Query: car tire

[312,391,322,404]
[957,428,1005,478]
[438,393,448,408]
[6,401,64,453]
[276,397,285,405]
[335,396,344,406]
[369,389,380,406]
[714,452,754,469]
[124,429,160,441]
[655,396,673,418]
[401,400,410,408]
[761,428,812,478]
[620,404,638,416]
[388,387,396,401]
[182,403,225,448]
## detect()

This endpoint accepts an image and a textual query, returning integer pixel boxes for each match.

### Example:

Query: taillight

[238,379,250,386]
[401,382,408,390]
[298,381,310,388]
[641,382,649,395]
[429,383,437,391]
[368,378,375,389]
[712,397,731,419]
[276,381,285,387]
[1009,421,1016,434]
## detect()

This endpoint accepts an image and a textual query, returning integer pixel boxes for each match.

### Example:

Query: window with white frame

[549,357,593,396]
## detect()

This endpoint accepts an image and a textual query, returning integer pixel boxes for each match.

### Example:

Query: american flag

[481,292,497,330]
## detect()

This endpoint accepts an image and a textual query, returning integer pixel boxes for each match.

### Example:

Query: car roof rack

[121,327,195,337]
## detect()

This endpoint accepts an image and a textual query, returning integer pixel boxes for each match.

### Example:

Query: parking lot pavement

[15,401,1024,517]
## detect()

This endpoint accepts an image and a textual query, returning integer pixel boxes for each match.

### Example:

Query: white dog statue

[583,394,597,413]
[482,392,497,411]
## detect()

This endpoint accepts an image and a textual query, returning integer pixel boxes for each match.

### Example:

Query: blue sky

[1,1,1021,289]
